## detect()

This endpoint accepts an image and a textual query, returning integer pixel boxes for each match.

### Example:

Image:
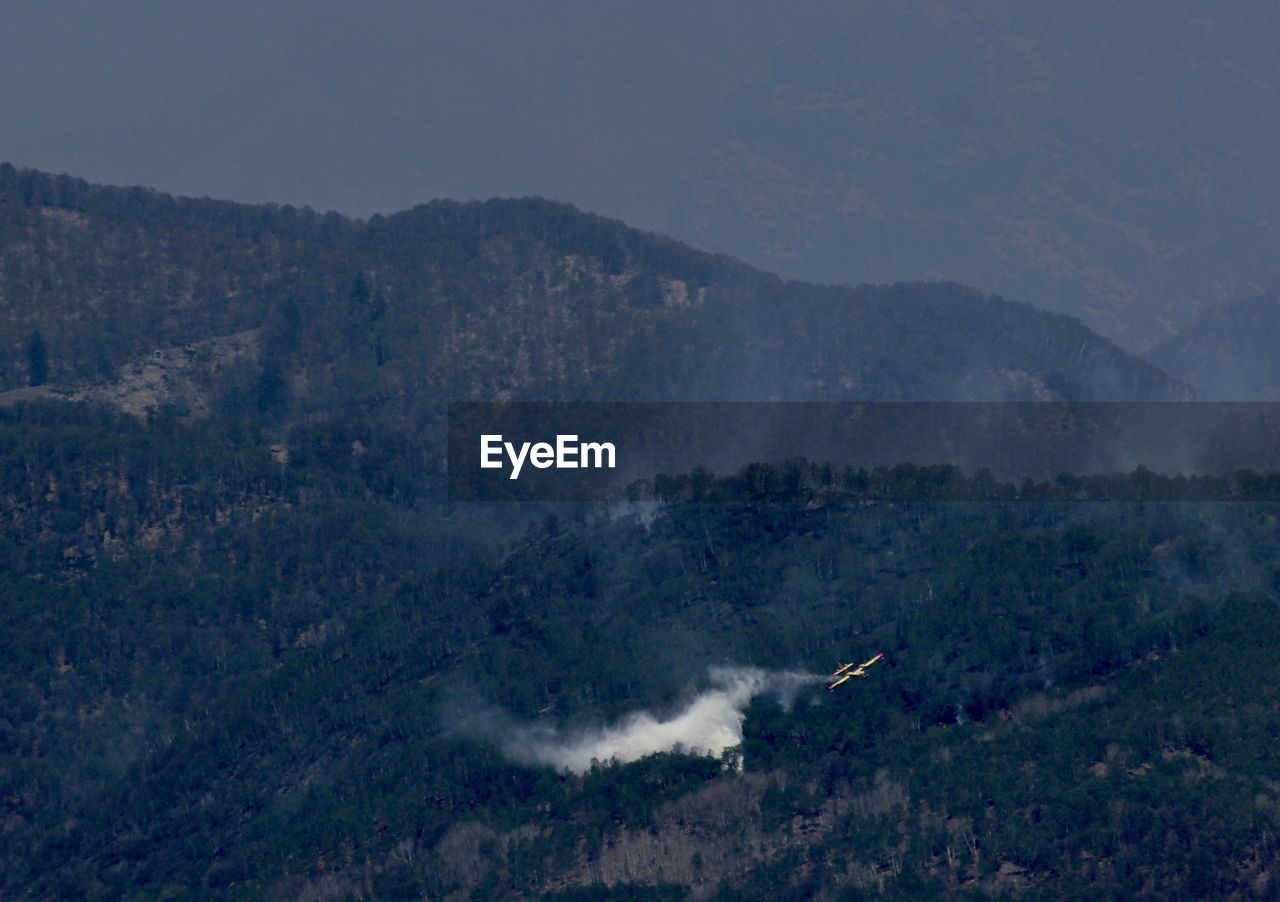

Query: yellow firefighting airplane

[827,652,884,690]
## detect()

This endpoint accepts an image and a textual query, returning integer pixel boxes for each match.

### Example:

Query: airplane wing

[829,652,885,689]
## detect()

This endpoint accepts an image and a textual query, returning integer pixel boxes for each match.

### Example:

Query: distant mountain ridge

[673,0,1280,350]
[0,164,1191,431]
[1148,282,1280,400]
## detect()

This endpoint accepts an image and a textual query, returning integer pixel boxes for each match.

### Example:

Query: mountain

[0,164,1190,436]
[3,425,1278,896]
[1,165,1275,897]
[1147,282,1280,400]
[672,0,1280,350]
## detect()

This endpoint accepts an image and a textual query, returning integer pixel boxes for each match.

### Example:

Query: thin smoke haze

[498,666,819,774]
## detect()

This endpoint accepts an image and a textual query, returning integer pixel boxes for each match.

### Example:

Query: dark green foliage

[3,400,1280,896]
[0,165,1189,416]
[0,165,1265,898]
[26,329,47,386]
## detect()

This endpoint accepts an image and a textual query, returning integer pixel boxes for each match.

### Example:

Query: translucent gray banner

[447,402,1280,502]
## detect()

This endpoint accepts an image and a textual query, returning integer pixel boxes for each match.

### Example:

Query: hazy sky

[9,0,1279,351]
[1,0,862,229]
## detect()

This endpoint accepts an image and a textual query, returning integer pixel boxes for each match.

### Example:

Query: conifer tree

[26,330,47,386]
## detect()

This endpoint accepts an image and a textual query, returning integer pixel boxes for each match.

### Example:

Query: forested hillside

[1,401,1278,896]
[2,166,1270,899]
[1,164,1190,435]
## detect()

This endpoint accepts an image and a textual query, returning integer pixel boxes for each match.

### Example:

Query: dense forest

[2,399,1278,897]
[1,167,1274,898]
[1,164,1191,431]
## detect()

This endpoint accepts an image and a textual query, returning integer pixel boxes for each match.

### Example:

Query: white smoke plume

[498,666,819,774]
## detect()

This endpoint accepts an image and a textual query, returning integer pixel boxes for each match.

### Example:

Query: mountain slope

[672,0,1280,350]
[1147,282,1280,400]
[3,419,1277,896]
[1,164,1191,428]
[2,166,1274,898]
